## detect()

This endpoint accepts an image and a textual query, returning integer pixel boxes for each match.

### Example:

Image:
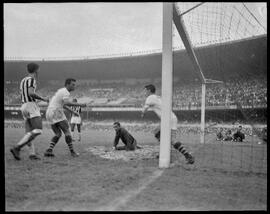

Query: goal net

[172,2,267,174]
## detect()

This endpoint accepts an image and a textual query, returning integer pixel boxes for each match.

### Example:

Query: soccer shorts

[70,116,82,124]
[171,116,178,130]
[20,102,41,120]
[46,107,67,124]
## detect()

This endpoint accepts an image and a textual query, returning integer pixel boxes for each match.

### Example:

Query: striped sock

[65,135,74,152]
[173,142,190,157]
[48,136,61,151]
[178,145,189,157]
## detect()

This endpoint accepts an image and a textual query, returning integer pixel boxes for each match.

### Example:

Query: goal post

[159,2,173,168]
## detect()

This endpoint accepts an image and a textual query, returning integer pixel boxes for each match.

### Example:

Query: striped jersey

[70,106,81,117]
[19,76,37,103]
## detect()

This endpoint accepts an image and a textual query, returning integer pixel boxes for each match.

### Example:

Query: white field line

[94,169,164,211]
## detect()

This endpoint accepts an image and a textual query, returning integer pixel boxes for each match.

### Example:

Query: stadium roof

[4,35,266,82]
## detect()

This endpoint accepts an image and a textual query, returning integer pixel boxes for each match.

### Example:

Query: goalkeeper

[112,122,142,151]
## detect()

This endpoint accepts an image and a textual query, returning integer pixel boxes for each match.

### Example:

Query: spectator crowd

[5,75,267,109]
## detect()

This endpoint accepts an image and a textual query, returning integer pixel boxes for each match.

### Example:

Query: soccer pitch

[5,122,267,211]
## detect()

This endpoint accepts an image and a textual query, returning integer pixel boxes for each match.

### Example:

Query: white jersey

[144,94,178,130]
[48,87,70,109]
[46,87,70,124]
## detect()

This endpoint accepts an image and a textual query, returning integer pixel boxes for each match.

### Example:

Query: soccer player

[141,84,194,164]
[70,98,82,142]
[112,122,142,151]
[44,78,86,157]
[10,62,49,160]
[233,125,245,142]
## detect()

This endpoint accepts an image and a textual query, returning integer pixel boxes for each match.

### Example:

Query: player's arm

[63,105,79,116]
[63,98,87,107]
[79,108,83,125]
[141,103,152,117]
[113,133,120,150]
[141,96,155,117]
[28,87,49,102]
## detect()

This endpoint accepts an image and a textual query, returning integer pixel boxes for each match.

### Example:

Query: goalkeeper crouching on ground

[112,122,142,151]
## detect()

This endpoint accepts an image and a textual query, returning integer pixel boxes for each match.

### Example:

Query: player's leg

[126,138,137,151]
[115,145,127,150]
[134,139,143,149]
[44,123,62,157]
[154,126,161,142]
[10,119,32,160]
[77,124,81,142]
[171,129,194,164]
[10,103,42,160]
[58,120,79,157]
[27,116,43,160]
[70,123,75,141]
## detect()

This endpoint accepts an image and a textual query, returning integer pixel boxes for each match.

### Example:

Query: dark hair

[73,98,77,102]
[113,121,120,126]
[27,63,39,73]
[65,78,76,86]
[144,84,156,93]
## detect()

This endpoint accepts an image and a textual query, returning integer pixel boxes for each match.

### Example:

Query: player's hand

[44,97,50,103]
[112,146,116,151]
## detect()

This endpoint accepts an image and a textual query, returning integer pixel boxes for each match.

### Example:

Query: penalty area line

[94,169,165,211]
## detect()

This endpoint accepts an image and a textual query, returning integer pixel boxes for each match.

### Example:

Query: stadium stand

[4,76,267,108]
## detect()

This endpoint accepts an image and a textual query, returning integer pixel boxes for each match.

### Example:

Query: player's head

[73,98,77,102]
[238,125,242,131]
[27,63,39,78]
[144,84,155,96]
[65,78,76,92]
[113,121,121,131]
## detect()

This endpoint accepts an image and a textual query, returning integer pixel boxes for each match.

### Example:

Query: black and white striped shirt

[19,76,37,103]
[71,106,81,117]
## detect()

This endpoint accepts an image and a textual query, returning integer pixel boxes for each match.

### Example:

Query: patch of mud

[86,145,160,161]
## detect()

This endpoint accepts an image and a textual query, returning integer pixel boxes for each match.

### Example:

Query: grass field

[5,121,267,211]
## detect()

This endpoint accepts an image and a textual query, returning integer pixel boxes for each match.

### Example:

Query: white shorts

[46,107,67,124]
[171,116,178,130]
[70,116,81,124]
[20,102,41,120]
